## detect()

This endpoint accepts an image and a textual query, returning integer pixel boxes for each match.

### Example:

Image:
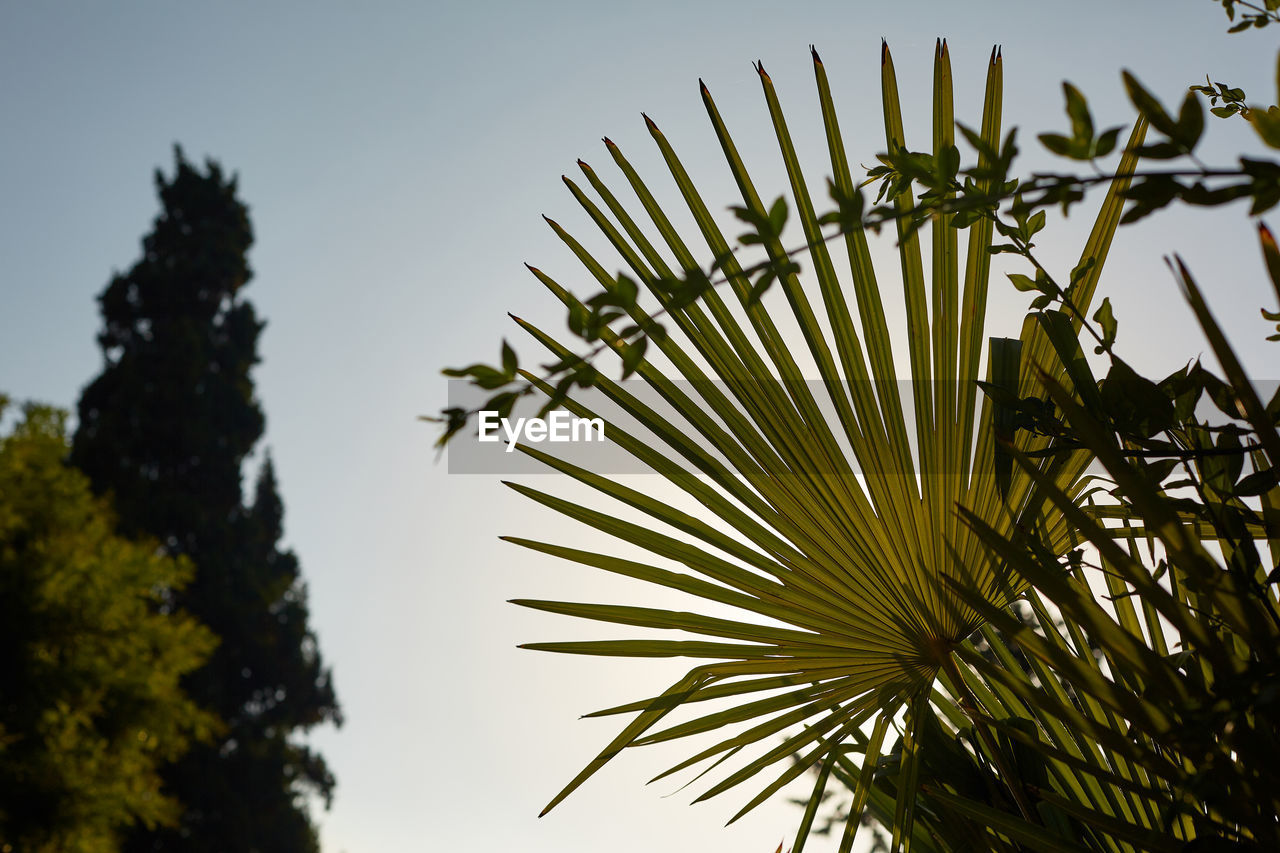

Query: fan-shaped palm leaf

[500,41,1142,848]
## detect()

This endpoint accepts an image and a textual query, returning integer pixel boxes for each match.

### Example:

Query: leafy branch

[1219,0,1280,31]
[432,11,1280,451]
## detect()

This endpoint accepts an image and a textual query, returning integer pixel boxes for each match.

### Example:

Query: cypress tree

[72,148,341,852]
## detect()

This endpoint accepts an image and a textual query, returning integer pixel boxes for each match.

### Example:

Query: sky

[2,2,1278,851]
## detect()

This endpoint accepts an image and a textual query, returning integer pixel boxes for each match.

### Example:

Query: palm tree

[485,40,1156,850]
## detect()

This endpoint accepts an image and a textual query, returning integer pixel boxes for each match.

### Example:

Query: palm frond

[504,40,1141,844]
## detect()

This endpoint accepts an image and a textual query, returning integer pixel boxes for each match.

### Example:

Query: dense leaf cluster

[0,402,216,852]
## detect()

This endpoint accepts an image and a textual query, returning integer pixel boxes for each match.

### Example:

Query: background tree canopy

[0,398,216,852]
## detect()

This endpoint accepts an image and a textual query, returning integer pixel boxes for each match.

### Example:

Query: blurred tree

[71,149,341,853]
[0,398,217,852]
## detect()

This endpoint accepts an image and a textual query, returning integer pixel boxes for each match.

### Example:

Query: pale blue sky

[2,2,1277,851]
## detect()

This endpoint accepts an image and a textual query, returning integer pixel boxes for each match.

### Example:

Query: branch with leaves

[433,22,1280,450]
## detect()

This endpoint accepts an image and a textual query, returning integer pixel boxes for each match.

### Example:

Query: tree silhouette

[72,148,341,852]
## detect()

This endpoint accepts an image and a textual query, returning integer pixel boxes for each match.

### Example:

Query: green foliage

[938,248,1280,850]
[440,3,1280,850]
[0,400,216,852]
[1190,76,1251,120]
[442,37,1150,851]
[1038,83,1124,162]
[427,5,1280,437]
[1219,0,1280,31]
[71,148,341,853]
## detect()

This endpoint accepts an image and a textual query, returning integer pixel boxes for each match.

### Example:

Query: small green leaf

[568,302,589,337]
[1236,466,1280,496]
[1094,126,1123,157]
[1174,90,1205,149]
[619,337,647,379]
[488,390,520,419]
[1100,358,1175,438]
[1131,141,1185,160]
[767,195,789,235]
[1122,71,1178,137]
[615,274,639,307]
[1064,82,1094,143]
[1249,105,1280,149]
[501,340,518,378]
[747,269,778,306]
[1092,297,1117,354]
